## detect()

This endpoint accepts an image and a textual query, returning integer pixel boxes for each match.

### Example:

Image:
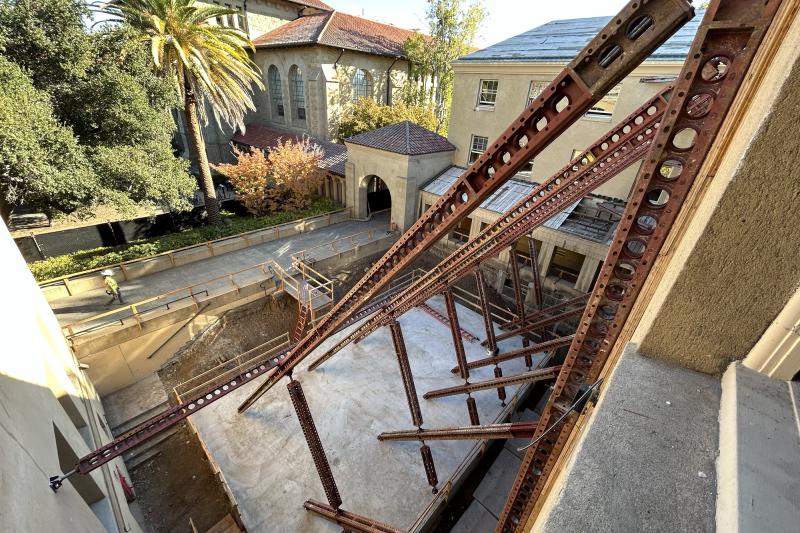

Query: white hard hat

[101,269,114,277]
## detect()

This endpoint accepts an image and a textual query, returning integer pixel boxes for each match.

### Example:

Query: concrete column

[537,242,556,279]
[574,256,602,293]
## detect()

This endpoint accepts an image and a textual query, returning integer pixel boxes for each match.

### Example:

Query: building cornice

[451,61,685,76]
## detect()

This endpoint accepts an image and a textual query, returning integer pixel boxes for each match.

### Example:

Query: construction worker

[101,270,124,305]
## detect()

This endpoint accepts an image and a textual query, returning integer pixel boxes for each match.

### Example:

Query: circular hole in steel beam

[646,188,670,208]
[686,92,714,118]
[672,128,698,151]
[659,159,684,181]
[636,214,658,234]
[701,56,730,82]
[625,238,647,258]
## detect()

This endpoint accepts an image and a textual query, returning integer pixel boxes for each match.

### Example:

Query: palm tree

[102,0,263,224]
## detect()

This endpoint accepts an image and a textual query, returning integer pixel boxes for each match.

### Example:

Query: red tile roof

[346,121,455,156]
[253,11,419,58]
[291,0,333,11]
[233,124,347,176]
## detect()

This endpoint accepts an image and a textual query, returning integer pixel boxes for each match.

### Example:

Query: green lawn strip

[30,198,342,282]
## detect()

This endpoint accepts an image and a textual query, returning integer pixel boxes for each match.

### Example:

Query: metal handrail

[38,207,351,290]
[173,332,291,402]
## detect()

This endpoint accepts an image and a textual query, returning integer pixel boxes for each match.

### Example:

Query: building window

[468,135,488,165]
[352,69,373,102]
[267,65,284,118]
[527,81,548,107]
[289,65,305,121]
[586,83,622,119]
[477,79,498,107]
[547,246,585,285]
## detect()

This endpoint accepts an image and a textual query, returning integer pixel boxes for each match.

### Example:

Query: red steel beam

[454,336,574,373]
[309,88,667,370]
[499,294,589,331]
[496,2,783,530]
[378,421,541,442]
[423,366,561,400]
[237,1,694,412]
[304,500,403,533]
[492,306,585,345]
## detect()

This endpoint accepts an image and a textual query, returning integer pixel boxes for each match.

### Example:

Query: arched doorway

[364,175,391,214]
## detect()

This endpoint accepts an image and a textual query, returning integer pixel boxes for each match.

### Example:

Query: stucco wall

[346,143,452,231]
[0,221,143,533]
[448,62,683,201]
[252,46,410,142]
[633,13,800,375]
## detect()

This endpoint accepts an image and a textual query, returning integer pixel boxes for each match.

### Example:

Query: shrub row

[30,198,341,281]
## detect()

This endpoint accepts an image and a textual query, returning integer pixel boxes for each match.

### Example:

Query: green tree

[402,0,486,134]
[104,0,264,225]
[335,98,438,141]
[0,56,99,219]
[0,0,196,218]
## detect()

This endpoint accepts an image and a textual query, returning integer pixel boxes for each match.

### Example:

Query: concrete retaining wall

[40,210,350,301]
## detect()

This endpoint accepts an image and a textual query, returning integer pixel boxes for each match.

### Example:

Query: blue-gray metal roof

[458,11,702,63]
[421,166,577,231]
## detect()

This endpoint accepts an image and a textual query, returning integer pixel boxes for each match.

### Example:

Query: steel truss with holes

[237,0,694,413]
[496,2,783,531]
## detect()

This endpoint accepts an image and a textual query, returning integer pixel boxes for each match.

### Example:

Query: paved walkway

[50,213,390,326]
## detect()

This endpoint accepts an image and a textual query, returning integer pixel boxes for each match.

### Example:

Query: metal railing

[39,208,352,295]
[173,332,291,403]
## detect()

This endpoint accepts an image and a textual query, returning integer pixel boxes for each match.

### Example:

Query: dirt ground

[129,423,231,533]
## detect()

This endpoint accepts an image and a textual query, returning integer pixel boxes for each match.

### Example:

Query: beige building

[0,221,144,532]
[415,15,702,298]
[178,0,416,163]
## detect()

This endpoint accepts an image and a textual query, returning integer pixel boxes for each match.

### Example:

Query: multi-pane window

[468,135,488,165]
[352,69,373,102]
[586,83,622,119]
[526,81,548,107]
[477,79,498,107]
[267,65,284,118]
[289,65,305,121]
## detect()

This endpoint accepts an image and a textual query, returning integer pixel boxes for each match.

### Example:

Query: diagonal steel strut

[308,96,666,371]
[424,366,562,400]
[378,421,541,442]
[496,2,784,530]
[237,1,693,412]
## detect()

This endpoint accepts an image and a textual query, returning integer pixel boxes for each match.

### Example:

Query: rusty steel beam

[288,379,342,510]
[419,302,479,343]
[499,294,589,331]
[475,270,499,356]
[467,395,480,425]
[424,366,561,400]
[528,239,544,311]
[509,248,527,323]
[389,320,423,428]
[496,3,783,531]
[454,336,575,374]
[444,287,470,380]
[310,88,667,370]
[420,444,439,494]
[378,421,541,442]
[492,306,585,345]
[237,1,693,412]
[304,500,404,533]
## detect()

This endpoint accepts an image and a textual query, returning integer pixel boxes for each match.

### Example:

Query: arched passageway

[364,175,391,214]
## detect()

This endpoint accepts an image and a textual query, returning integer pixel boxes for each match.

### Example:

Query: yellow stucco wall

[0,221,143,533]
[447,62,683,201]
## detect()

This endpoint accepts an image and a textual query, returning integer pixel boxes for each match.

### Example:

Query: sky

[329,0,707,49]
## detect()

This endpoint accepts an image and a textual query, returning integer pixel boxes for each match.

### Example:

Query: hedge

[30,198,341,281]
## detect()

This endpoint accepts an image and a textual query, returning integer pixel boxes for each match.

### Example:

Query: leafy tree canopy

[335,98,438,142]
[401,0,486,134]
[0,0,195,219]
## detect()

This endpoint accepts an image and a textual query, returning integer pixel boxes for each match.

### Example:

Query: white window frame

[585,83,622,120]
[526,81,549,108]
[477,79,498,108]
[468,134,488,165]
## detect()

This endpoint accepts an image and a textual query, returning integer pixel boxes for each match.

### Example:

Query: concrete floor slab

[538,345,720,533]
[190,297,545,532]
[451,500,497,533]
[473,448,522,518]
